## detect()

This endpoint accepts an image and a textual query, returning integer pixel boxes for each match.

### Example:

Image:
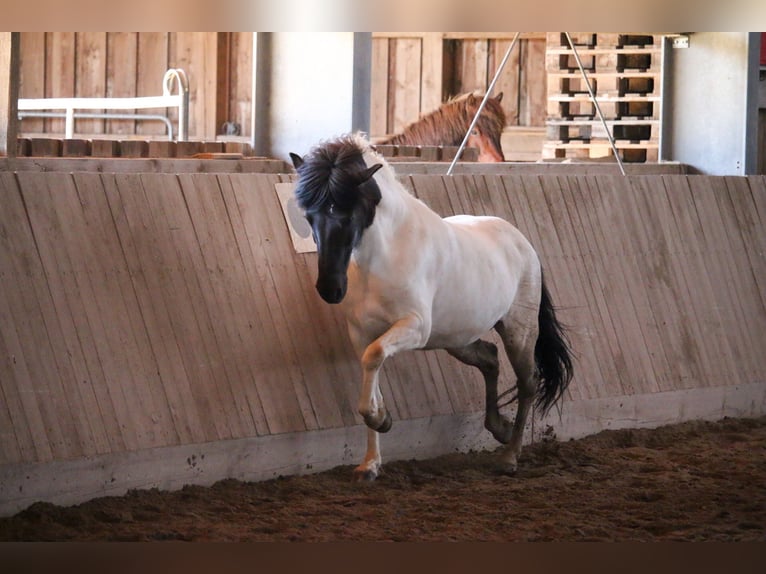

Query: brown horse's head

[381,92,506,162]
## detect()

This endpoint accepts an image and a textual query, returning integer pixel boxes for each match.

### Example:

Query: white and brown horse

[290,133,572,480]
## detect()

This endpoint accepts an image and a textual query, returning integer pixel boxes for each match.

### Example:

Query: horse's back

[425,214,540,348]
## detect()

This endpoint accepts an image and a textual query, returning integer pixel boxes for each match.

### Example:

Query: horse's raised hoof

[485,415,513,444]
[376,410,393,433]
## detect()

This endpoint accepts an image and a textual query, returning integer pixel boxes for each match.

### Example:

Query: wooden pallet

[545,32,662,163]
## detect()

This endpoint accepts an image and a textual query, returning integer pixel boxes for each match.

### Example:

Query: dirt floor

[1,416,764,542]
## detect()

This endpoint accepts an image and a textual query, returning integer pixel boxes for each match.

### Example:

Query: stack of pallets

[543,33,662,162]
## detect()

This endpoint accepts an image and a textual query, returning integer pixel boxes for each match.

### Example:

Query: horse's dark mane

[378,92,506,147]
[294,135,369,214]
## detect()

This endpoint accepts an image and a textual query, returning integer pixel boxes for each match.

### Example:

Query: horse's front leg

[353,314,427,481]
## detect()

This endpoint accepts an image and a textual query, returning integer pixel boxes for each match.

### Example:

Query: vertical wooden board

[489,38,521,125]
[596,176,672,394]
[15,171,107,459]
[660,176,740,386]
[229,33,253,139]
[457,39,488,94]
[106,32,139,135]
[218,175,323,433]
[548,176,621,398]
[103,173,209,445]
[22,172,153,454]
[566,176,656,397]
[18,33,46,133]
[626,177,707,391]
[683,177,754,383]
[136,33,169,137]
[228,174,354,430]
[370,37,389,137]
[526,177,598,402]
[391,38,423,134]
[0,324,24,463]
[139,173,246,440]
[723,177,766,317]
[75,32,107,134]
[691,177,762,383]
[420,33,444,116]
[70,173,179,448]
[176,174,270,436]
[45,32,75,134]
[520,38,547,126]
[0,173,52,463]
[174,32,218,140]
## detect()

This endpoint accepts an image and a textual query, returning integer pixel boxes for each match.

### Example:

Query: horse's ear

[495,92,504,103]
[361,163,383,183]
[289,153,304,170]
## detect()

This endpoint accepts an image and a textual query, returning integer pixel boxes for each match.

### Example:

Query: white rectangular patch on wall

[275,182,317,254]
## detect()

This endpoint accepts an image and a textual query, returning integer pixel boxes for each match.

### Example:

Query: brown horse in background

[377,92,506,162]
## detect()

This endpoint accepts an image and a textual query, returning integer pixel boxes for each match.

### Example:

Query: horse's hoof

[353,468,379,482]
[376,410,393,433]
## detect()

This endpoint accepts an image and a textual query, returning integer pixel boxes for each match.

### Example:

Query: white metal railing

[17,68,189,141]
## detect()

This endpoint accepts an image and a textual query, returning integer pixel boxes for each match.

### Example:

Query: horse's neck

[352,168,432,271]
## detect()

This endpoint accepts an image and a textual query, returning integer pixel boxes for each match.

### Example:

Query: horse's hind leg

[446,340,513,444]
[494,317,538,474]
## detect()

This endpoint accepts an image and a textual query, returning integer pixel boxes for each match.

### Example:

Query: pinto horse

[290,133,572,480]
[377,92,506,162]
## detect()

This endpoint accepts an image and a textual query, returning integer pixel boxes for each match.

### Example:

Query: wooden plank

[420,33,443,117]
[457,39,489,94]
[75,32,107,134]
[370,37,389,137]
[566,176,656,397]
[660,176,741,387]
[627,177,709,391]
[489,38,521,126]
[606,176,677,393]
[391,38,422,134]
[229,32,253,139]
[106,32,139,135]
[176,173,267,436]
[217,175,320,433]
[70,173,177,448]
[685,177,756,383]
[102,173,209,445]
[15,171,110,459]
[228,174,354,430]
[45,32,75,134]
[174,32,218,140]
[18,33,45,134]
[0,33,19,156]
[520,37,547,126]
[0,172,52,463]
[694,177,763,383]
[136,33,169,137]
[138,173,246,441]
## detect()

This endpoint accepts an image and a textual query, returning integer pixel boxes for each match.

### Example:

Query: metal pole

[446,32,521,176]
[564,32,626,175]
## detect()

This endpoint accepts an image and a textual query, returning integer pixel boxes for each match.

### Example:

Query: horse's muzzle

[316,275,347,304]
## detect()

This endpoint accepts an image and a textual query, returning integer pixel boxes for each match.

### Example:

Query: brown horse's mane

[378,92,506,147]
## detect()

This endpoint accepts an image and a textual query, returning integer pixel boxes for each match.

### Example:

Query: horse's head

[290,136,383,304]
[463,92,506,162]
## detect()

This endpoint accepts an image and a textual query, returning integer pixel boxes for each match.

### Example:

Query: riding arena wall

[1,161,764,515]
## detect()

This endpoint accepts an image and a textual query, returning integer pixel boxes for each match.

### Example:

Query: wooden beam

[1,33,20,157]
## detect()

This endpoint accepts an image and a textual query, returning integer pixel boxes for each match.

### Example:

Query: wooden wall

[370,33,547,139]
[1,169,765,470]
[17,33,253,141]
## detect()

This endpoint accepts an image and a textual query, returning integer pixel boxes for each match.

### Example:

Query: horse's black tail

[534,272,574,414]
